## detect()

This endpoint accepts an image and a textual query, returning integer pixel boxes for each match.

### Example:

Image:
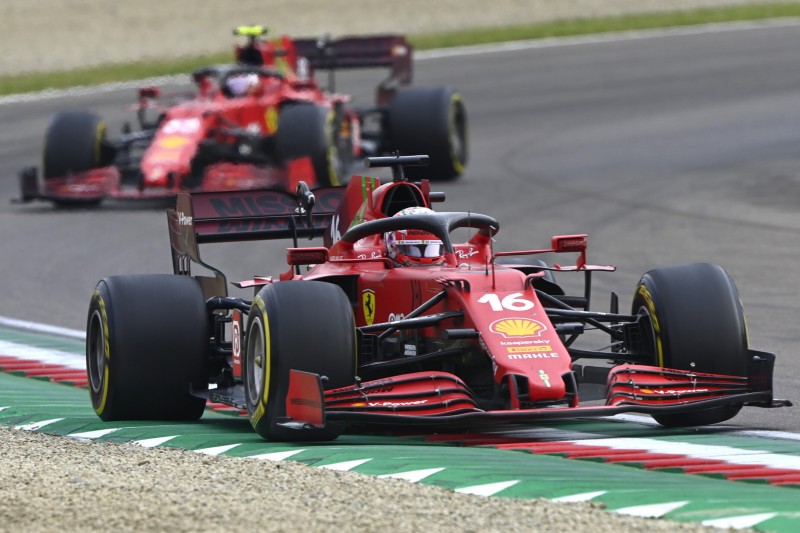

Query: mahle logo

[489,318,546,338]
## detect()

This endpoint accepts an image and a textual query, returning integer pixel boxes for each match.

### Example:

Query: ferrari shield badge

[362,289,376,325]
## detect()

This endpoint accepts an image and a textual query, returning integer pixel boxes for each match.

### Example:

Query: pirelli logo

[508,345,551,353]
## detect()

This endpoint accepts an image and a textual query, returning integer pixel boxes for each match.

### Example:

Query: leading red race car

[18,26,468,207]
[85,155,788,441]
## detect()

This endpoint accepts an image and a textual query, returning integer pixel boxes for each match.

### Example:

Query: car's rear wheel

[86,275,208,421]
[495,257,561,291]
[43,110,112,207]
[387,86,468,180]
[276,103,345,187]
[244,281,356,441]
[631,263,749,427]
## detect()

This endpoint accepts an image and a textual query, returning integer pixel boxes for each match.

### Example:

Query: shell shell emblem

[158,135,190,149]
[489,318,546,338]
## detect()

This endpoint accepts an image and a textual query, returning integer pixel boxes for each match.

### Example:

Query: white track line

[0,339,85,370]
[0,315,85,340]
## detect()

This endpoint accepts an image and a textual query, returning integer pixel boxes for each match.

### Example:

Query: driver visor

[397,240,443,258]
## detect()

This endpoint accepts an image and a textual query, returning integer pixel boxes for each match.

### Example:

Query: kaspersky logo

[489,318,546,338]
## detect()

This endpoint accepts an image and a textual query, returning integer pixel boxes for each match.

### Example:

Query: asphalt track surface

[1,22,798,434]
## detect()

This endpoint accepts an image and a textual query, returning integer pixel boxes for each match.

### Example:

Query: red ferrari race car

[18,26,468,207]
[85,155,788,441]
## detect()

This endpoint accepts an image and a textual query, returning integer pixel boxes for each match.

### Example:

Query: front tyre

[43,111,109,179]
[86,275,208,421]
[43,110,112,207]
[244,281,356,441]
[631,263,749,427]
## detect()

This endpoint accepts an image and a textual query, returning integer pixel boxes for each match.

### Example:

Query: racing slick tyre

[386,86,468,181]
[275,103,345,187]
[86,275,208,421]
[631,263,749,427]
[43,110,112,207]
[244,281,356,441]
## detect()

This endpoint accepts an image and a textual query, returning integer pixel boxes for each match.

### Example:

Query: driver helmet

[226,73,260,96]
[385,207,444,266]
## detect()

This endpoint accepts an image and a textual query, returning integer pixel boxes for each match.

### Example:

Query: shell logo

[489,318,546,338]
[158,135,190,149]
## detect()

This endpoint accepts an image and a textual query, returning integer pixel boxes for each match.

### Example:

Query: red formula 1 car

[85,155,788,441]
[18,26,468,207]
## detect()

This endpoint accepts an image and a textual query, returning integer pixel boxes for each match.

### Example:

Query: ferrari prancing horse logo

[362,289,376,326]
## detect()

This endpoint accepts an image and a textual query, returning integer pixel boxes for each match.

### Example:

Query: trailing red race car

[85,155,788,441]
[18,26,468,207]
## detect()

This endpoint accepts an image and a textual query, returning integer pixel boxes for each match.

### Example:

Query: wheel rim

[246,316,265,405]
[87,310,106,394]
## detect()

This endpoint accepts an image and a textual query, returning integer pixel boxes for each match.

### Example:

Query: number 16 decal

[477,293,534,311]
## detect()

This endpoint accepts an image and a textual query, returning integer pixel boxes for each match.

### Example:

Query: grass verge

[2,3,800,96]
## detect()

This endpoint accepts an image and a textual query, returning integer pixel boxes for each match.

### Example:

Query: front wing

[282,352,788,434]
[16,158,316,204]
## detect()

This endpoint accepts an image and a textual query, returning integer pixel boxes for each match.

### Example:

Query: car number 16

[477,292,534,311]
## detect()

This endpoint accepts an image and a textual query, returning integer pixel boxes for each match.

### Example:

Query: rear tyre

[631,263,749,427]
[495,257,559,285]
[387,86,468,180]
[86,275,208,421]
[244,281,356,441]
[496,257,564,297]
[276,103,343,187]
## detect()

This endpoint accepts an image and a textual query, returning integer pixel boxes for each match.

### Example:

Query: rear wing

[167,186,346,296]
[293,34,413,105]
[293,34,412,72]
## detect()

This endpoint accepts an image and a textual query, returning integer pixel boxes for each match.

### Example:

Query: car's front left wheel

[631,263,749,427]
[244,281,356,441]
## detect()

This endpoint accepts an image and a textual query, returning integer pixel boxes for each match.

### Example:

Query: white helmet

[385,207,444,266]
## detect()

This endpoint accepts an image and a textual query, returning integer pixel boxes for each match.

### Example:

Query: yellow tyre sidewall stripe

[636,284,664,368]
[92,289,112,416]
[249,295,271,428]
